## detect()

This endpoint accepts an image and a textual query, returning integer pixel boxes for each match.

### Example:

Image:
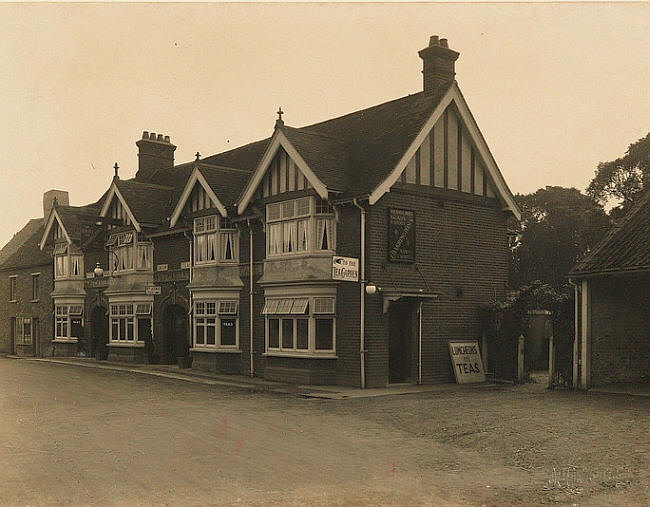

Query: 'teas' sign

[448,340,486,384]
[388,208,415,263]
[332,256,359,282]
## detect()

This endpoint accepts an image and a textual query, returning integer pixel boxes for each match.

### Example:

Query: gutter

[247,218,254,377]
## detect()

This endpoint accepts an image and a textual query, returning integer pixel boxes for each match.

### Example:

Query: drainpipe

[418,300,423,385]
[184,231,193,351]
[568,278,579,389]
[247,219,254,377]
[352,198,366,389]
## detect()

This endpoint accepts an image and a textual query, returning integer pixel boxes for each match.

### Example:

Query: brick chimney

[43,190,69,222]
[135,131,176,180]
[418,35,460,96]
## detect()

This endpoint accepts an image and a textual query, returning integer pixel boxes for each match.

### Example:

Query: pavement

[5,354,501,399]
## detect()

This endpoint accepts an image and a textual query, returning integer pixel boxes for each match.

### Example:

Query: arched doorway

[162,304,189,365]
[91,306,108,360]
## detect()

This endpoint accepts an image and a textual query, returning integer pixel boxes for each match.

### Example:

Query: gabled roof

[0,218,42,266]
[2,221,51,271]
[39,201,103,250]
[100,178,175,230]
[570,192,650,277]
[169,163,251,227]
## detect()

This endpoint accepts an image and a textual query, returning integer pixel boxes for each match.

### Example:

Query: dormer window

[266,196,336,257]
[193,215,238,265]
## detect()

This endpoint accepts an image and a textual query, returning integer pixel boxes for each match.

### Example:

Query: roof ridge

[285,126,349,144]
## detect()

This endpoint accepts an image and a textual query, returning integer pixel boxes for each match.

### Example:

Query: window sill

[53,338,78,344]
[193,261,238,267]
[266,252,335,261]
[190,347,241,354]
[9,300,17,303]
[263,352,337,359]
[108,342,145,348]
[31,299,39,303]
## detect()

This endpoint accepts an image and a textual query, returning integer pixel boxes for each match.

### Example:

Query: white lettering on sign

[156,264,168,272]
[180,261,191,270]
[332,256,359,282]
[448,340,486,384]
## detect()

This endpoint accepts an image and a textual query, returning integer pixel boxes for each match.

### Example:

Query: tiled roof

[0,221,50,270]
[0,218,42,266]
[55,201,103,246]
[197,164,251,207]
[570,192,650,277]
[114,179,175,226]
[200,89,445,199]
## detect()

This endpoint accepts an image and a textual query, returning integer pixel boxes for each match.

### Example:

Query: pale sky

[1,2,649,247]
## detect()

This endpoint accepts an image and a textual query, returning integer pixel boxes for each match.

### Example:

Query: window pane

[127,319,135,340]
[111,319,118,340]
[220,318,236,346]
[268,319,279,348]
[206,302,216,315]
[314,297,335,314]
[267,203,281,221]
[315,319,334,350]
[282,201,294,219]
[196,302,204,315]
[195,319,205,345]
[296,319,309,349]
[119,319,126,341]
[296,197,311,216]
[282,319,294,349]
[206,319,216,345]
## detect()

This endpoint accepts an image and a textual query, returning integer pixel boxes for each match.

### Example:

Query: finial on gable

[195,151,201,161]
[275,106,285,129]
[113,162,119,179]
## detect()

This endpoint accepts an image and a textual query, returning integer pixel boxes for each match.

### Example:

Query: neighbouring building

[27,36,520,386]
[569,193,650,389]
[0,191,64,356]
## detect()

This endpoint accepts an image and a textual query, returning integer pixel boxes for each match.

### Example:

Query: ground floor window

[193,300,239,349]
[109,302,151,343]
[14,317,32,345]
[55,304,83,339]
[263,296,335,355]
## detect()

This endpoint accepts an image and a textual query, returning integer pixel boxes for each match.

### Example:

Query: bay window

[55,304,83,339]
[194,215,238,264]
[266,197,335,257]
[110,302,151,343]
[263,296,335,354]
[107,232,152,273]
[193,300,239,348]
[53,243,83,279]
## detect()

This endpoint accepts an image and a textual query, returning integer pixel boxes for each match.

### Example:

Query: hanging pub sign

[448,340,486,384]
[388,208,416,263]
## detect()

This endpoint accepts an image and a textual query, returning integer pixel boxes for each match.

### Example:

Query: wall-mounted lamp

[93,262,104,278]
[365,284,380,295]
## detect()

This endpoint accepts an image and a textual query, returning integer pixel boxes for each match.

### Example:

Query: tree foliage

[510,186,609,289]
[587,132,650,217]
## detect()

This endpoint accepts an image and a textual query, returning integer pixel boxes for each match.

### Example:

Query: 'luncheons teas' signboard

[448,340,486,384]
[388,208,415,263]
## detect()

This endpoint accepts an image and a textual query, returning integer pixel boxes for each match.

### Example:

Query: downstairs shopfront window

[263,296,335,355]
[193,300,239,349]
[109,302,151,344]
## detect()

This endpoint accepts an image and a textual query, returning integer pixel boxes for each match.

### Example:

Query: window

[108,232,152,273]
[55,305,70,339]
[194,215,238,264]
[193,300,239,348]
[53,248,84,280]
[22,318,32,345]
[15,317,24,345]
[9,276,16,301]
[264,296,335,354]
[265,196,335,257]
[109,303,140,342]
[31,274,39,301]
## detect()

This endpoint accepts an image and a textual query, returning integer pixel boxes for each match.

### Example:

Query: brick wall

[589,275,649,385]
[364,184,509,386]
[0,263,54,356]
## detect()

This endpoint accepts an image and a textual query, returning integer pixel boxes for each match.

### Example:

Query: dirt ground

[0,358,647,506]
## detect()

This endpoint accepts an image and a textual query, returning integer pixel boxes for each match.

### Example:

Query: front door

[388,299,413,383]
[91,306,108,360]
[163,305,188,364]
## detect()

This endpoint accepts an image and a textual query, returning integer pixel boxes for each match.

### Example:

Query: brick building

[27,36,520,386]
[569,193,650,389]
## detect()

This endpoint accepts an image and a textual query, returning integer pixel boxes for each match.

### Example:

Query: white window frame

[108,232,153,274]
[265,196,336,258]
[192,300,239,350]
[109,303,145,343]
[264,296,336,355]
[54,249,84,280]
[15,317,24,345]
[193,215,238,265]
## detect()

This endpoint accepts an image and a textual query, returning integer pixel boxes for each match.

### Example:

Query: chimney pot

[164,135,170,143]
[142,131,149,139]
[440,38,448,48]
[157,134,164,141]
[150,132,156,140]
[430,35,439,46]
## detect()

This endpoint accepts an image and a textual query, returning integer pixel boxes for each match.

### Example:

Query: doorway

[162,305,188,364]
[388,299,414,383]
[91,306,108,360]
